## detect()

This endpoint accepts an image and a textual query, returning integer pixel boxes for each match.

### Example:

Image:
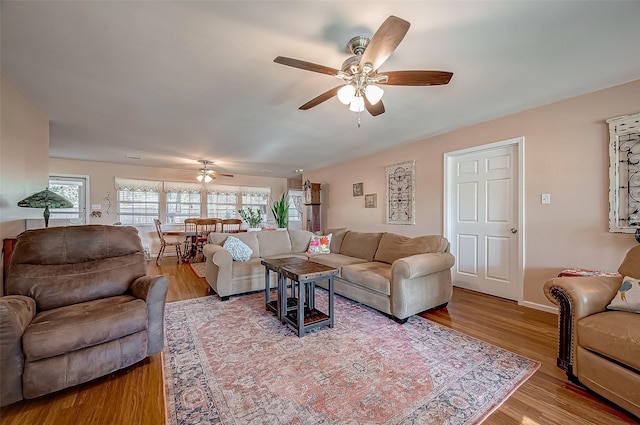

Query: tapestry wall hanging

[385,160,415,224]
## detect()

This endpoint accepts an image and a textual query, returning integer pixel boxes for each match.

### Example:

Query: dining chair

[182,218,199,261]
[195,218,220,257]
[222,218,243,233]
[154,219,182,265]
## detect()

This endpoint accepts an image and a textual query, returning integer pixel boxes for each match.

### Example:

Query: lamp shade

[17,188,73,228]
[337,85,356,105]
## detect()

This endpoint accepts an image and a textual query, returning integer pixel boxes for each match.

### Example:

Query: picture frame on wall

[385,160,416,224]
[353,182,363,197]
[365,193,377,208]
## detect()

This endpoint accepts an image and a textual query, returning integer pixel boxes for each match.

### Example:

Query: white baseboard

[520,300,558,314]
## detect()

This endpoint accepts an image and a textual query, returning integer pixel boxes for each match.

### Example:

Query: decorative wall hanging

[385,160,415,225]
[365,193,377,208]
[353,182,363,197]
[607,112,640,236]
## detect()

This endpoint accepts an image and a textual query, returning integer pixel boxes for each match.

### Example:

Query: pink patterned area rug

[162,292,539,424]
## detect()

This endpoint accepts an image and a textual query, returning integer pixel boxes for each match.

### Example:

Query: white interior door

[445,140,522,301]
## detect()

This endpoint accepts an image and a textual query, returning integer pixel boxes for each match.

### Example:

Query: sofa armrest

[543,275,621,378]
[1,295,36,406]
[202,244,233,297]
[130,275,169,355]
[390,252,455,321]
[392,252,455,280]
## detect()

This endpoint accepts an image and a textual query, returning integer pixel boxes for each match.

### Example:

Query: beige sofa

[543,245,640,418]
[0,225,169,406]
[203,228,455,322]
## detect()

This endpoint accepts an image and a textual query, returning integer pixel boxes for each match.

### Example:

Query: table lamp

[17,188,73,228]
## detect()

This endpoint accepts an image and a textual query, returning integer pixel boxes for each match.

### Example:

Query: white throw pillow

[607,276,640,313]
[223,236,253,262]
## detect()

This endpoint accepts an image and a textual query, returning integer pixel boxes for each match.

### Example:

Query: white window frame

[115,178,162,225]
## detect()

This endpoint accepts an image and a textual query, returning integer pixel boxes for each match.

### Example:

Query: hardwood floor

[1,259,638,424]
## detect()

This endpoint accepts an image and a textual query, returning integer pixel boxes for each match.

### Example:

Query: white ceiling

[2,1,640,179]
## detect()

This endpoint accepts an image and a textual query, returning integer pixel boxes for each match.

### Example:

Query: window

[166,192,201,223]
[49,175,87,224]
[608,112,640,233]
[206,185,270,222]
[164,181,202,224]
[288,191,303,222]
[241,191,269,218]
[207,192,238,219]
[115,178,162,225]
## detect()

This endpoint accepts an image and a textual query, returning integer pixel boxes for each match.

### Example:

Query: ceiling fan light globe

[349,96,365,112]
[204,175,213,183]
[196,174,204,182]
[365,85,384,105]
[337,85,356,105]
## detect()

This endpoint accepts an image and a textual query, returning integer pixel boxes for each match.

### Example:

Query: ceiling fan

[196,160,233,183]
[274,15,453,119]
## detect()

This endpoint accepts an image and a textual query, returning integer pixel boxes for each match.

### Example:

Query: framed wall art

[385,160,415,224]
[353,182,363,197]
[365,193,377,208]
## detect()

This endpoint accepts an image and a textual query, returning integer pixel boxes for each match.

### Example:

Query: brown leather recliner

[0,225,169,406]
[544,245,640,418]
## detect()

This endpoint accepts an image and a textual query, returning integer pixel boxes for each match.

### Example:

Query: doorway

[444,137,524,302]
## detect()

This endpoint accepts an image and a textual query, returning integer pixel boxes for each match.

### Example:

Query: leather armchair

[0,225,169,406]
[544,245,640,417]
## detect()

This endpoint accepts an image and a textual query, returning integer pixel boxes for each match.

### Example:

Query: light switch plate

[541,194,551,205]
[91,204,102,210]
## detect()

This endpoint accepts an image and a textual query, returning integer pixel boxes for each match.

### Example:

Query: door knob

[510,228,518,234]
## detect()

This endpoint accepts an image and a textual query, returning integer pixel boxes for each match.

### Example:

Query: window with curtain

[163,181,202,224]
[115,178,162,225]
[206,192,238,219]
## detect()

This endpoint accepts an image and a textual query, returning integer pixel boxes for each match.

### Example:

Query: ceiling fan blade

[299,86,341,110]
[359,16,410,73]
[364,97,385,116]
[380,70,453,86]
[213,172,234,177]
[274,56,340,76]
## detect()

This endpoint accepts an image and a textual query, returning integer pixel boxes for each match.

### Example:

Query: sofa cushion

[618,245,640,279]
[339,231,383,262]
[289,229,313,253]
[209,231,261,258]
[578,310,640,371]
[374,233,449,265]
[307,254,367,276]
[257,230,292,257]
[223,236,253,262]
[341,262,392,296]
[323,228,348,254]
[23,295,147,361]
[307,234,332,254]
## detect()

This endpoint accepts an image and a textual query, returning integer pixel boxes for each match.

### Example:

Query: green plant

[238,207,263,228]
[271,193,290,228]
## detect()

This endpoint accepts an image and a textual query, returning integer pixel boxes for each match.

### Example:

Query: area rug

[188,261,206,278]
[162,292,539,425]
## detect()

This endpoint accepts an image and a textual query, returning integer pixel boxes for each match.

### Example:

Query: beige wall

[49,158,288,254]
[305,79,640,310]
[0,79,50,285]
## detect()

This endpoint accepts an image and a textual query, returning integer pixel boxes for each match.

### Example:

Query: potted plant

[238,207,263,231]
[271,193,289,230]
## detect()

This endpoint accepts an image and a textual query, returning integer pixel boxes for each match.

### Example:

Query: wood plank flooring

[1,259,638,424]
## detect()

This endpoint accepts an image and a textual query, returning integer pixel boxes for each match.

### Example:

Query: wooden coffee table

[261,257,338,337]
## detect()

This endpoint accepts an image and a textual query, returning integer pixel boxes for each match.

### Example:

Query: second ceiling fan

[274,15,453,117]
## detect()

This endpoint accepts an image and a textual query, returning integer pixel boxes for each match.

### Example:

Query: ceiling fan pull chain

[357,110,361,128]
